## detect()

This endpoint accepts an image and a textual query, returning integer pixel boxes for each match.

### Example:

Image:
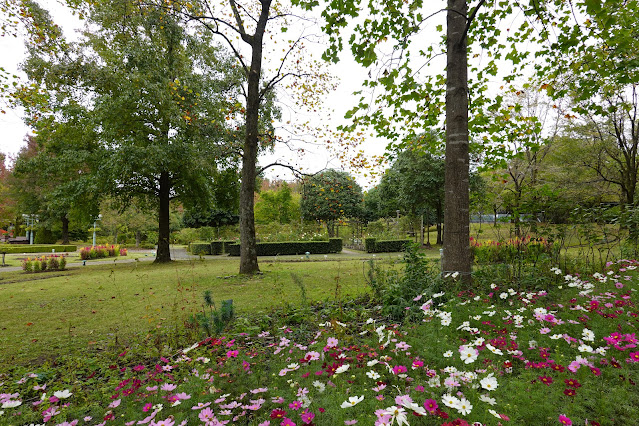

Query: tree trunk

[443,0,471,280]
[135,230,141,248]
[238,0,270,275]
[61,214,69,245]
[436,202,443,245]
[155,171,172,263]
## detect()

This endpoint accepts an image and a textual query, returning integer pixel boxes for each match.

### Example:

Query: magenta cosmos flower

[558,414,572,425]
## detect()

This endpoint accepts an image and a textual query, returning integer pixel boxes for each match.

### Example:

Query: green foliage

[301,170,363,224]
[254,183,301,224]
[328,238,342,253]
[227,240,340,256]
[188,291,234,336]
[188,242,212,255]
[364,238,410,253]
[366,243,441,320]
[0,244,76,254]
[34,228,57,244]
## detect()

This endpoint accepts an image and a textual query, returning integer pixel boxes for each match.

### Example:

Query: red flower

[564,378,581,388]
[270,409,287,419]
[563,388,576,397]
[539,375,553,386]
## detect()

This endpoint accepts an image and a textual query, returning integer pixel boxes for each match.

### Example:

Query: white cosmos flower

[578,344,593,353]
[479,394,497,405]
[442,394,460,409]
[53,390,72,399]
[340,395,364,408]
[582,328,595,342]
[1,400,21,409]
[366,370,380,380]
[480,375,498,391]
[382,406,408,426]
[457,397,473,415]
[443,350,453,358]
[334,364,349,374]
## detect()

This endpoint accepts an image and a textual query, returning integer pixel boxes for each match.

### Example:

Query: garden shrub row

[364,238,410,253]
[0,244,77,254]
[226,239,342,256]
[189,240,238,255]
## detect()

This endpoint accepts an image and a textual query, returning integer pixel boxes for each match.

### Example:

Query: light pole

[21,214,37,244]
[92,214,102,247]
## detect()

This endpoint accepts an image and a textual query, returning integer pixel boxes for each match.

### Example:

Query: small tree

[301,170,363,237]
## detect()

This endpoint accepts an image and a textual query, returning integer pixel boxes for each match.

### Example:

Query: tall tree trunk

[443,0,471,280]
[238,0,270,275]
[135,230,141,248]
[61,214,69,245]
[155,171,171,263]
[436,202,443,245]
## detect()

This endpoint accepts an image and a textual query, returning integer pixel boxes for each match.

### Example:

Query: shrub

[365,238,410,253]
[365,237,376,252]
[226,241,335,256]
[210,241,223,255]
[0,245,76,254]
[189,242,212,255]
[328,238,343,253]
[119,248,128,256]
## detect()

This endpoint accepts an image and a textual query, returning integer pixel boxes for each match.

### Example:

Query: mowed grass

[0,255,408,369]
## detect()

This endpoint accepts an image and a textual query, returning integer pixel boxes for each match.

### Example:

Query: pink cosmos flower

[289,401,302,410]
[558,414,572,425]
[424,399,438,413]
[281,419,296,426]
[300,410,315,424]
[326,337,339,348]
[199,407,216,423]
[227,350,239,358]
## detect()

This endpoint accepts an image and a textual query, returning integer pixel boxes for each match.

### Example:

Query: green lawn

[0,255,412,368]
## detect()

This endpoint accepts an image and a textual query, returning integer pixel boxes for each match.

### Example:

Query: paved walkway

[0,246,377,273]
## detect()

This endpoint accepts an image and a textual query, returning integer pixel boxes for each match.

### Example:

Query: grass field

[0,253,432,368]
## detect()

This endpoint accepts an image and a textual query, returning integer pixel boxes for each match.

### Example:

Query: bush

[365,238,376,252]
[34,228,58,244]
[0,244,77,254]
[226,241,335,256]
[189,242,212,255]
[364,238,410,253]
[328,238,342,253]
[211,241,224,254]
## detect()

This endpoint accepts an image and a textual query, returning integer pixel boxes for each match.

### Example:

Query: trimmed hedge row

[189,242,212,255]
[227,239,343,257]
[0,244,77,254]
[364,238,410,253]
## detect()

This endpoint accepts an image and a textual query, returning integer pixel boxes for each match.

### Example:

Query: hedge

[210,240,237,255]
[364,238,410,253]
[0,244,77,254]
[189,242,212,255]
[328,238,342,253]
[226,240,341,257]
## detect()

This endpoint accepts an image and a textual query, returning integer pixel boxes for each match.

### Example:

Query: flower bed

[1,260,638,425]
[21,254,67,272]
[79,244,125,260]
